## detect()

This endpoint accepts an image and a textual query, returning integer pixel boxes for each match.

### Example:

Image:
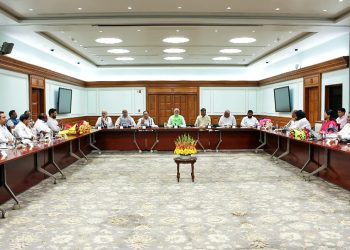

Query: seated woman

[338,112,350,139]
[320,109,338,134]
[289,110,311,130]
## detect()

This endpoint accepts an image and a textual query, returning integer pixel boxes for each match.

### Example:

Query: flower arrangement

[174,134,197,156]
[289,128,311,140]
[259,119,272,129]
[59,121,91,135]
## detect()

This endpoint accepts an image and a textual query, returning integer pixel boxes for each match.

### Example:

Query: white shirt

[241,116,259,127]
[13,121,35,140]
[95,117,113,128]
[0,125,14,144]
[115,116,136,127]
[336,115,347,130]
[289,118,311,130]
[218,115,237,127]
[47,117,60,132]
[338,123,350,139]
[34,119,51,135]
[137,117,157,127]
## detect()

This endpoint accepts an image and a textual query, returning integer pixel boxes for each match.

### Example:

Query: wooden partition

[147,87,199,125]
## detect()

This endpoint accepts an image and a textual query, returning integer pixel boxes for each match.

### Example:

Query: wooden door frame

[29,75,46,115]
[303,74,321,124]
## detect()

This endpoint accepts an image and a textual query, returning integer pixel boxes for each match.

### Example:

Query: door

[147,94,198,126]
[31,88,45,121]
[304,74,321,127]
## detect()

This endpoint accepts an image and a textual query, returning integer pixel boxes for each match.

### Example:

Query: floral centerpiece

[59,121,91,136]
[174,134,197,159]
[289,128,311,140]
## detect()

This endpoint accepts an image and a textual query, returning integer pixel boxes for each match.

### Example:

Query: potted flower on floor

[174,134,197,159]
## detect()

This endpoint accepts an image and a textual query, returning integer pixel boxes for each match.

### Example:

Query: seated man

[336,108,347,130]
[47,108,61,133]
[95,110,113,128]
[167,108,186,128]
[115,109,136,128]
[194,108,211,128]
[241,110,259,128]
[218,110,236,128]
[284,110,297,129]
[289,110,311,130]
[338,112,350,139]
[34,113,52,136]
[0,111,14,147]
[137,111,157,127]
[14,113,36,141]
[6,110,19,129]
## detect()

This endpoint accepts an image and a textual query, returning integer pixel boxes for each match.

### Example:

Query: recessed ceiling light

[128,6,132,10]
[213,57,232,61]
[99,30,103,33]
[230,37,256,44]
[339,0,344,2]
[107,49,130,54]
[164,56,183,61]
[95,38,122,44]
[176,29,180,32]
[275,8,280,11]
[252,30,256,33]
[323,9,327,12]
[29,8,34,11]
[177,6,182,9]
[289,31,293,33]
[137,29,141,32]
[78,7,82,10]
[145,50,148,53]
[115,57,134,61]
[163,37,189,44]
[227,6,231,10]
[163,48,186,54]
[215,29,218,33]
[79,44,83,47]
[220,48,242,54]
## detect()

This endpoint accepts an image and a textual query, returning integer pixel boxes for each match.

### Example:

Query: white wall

[322,68,350,118]
[46,80,87,118]
[257,78,304,117]
[200,87,258,115]
[0,68,29,116]
[87,87,146,116]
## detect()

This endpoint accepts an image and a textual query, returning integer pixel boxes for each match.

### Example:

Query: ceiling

[0,0,349,67]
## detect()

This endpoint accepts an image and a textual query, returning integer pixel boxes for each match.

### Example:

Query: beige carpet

[0,152,350,249]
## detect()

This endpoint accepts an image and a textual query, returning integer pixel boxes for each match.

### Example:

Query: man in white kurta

[218,110,236,127]
[0,111,14,146]
[137,111,157,127]
[95,110,114,128]
[115,110,136,127]
[14,114,36,140]
[289,110,311,130]
[241,110,259,128]
[337,108,347,130]
[338,112,350,139]
[34,113,52,136]
[47,108,60,133]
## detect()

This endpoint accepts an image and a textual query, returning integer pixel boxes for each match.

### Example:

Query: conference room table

[257,128,350,190]
[1,126,350,218]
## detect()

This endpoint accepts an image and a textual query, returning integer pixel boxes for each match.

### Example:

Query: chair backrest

[314,122,322,133]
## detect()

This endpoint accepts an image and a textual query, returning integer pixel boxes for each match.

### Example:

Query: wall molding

[0,55,348,88]
[86,81,259,88]
[259,56,349,86]
[0,56,85,87]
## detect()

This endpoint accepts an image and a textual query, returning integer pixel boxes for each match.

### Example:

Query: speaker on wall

[0,42,14,55]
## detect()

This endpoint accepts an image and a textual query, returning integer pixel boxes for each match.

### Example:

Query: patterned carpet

[0,152,350,249]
